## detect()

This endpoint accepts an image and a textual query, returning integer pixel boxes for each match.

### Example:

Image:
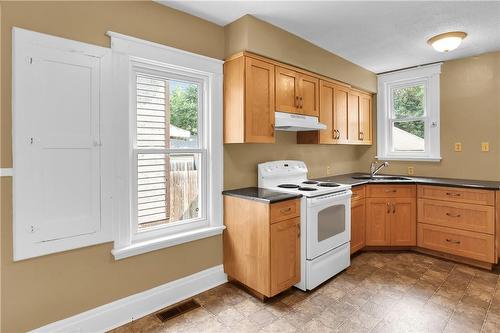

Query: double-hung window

[377,63,442,161]
[110,32,223,259]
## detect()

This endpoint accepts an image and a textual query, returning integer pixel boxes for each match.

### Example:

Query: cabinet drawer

[417,185,495,206]
[417,223,495,263]
[418,199,495,234]
[367,184,416,198]
[351,186,366,201]
[270,199,300,223]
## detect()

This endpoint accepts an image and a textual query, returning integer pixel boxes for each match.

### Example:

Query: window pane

[393,84,425,119]
[137,153,201,229]
[393,121,425,151]
[136,75,199,149]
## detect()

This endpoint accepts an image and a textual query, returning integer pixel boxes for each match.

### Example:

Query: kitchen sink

[352,175,412,181]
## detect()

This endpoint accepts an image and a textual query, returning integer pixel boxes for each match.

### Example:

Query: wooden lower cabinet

[270,218,301,295]
[366,185,416,246]
[223,195,300,297]
[351,186,366,254]
[366,198,391,245]
[390,198,417,246]
[417,223,495,263]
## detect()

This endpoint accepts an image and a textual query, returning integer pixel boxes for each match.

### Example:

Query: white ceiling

[159,1,500,73]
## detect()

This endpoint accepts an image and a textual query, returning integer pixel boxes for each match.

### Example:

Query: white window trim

[108,32,224,260]
[377,63,442,162]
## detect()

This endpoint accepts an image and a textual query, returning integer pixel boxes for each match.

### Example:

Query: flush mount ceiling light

[428,31,467,52]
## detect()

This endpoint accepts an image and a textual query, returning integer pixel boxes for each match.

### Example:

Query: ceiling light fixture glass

[427,31,467,52]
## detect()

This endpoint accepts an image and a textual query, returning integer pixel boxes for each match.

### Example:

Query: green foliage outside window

[393,85,425,139]
[170,85,198,135]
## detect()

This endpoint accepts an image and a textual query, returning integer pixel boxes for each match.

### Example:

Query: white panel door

[13,28,111,260]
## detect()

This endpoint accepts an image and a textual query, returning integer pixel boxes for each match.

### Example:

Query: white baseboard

[31,265,227,333]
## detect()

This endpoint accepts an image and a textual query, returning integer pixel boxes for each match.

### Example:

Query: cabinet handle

[385,189,397,193]
[392,203,396,214]
[445,238,461,244]
[299,96,303,108]
[387,202,391,213]
[280,207,292,214]
[446,192,461,197]
[359,131,364,140]
[446,212,461,218]
[297,224,300,238]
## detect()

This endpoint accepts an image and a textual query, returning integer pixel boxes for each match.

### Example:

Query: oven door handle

[307,190,352,207]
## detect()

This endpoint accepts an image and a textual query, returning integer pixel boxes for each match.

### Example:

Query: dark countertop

[315,173,500,190]
[222,187,303,203]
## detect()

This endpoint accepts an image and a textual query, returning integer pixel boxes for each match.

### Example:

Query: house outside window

[377,63,442,161]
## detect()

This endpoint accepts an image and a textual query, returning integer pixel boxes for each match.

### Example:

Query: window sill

[112,225,225,260]
[376,156,442,162]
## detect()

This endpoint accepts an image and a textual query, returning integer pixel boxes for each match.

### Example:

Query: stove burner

[298,187,318,191]
[318,182,341,187]
[302,180,319,185]
[277,184,299,189]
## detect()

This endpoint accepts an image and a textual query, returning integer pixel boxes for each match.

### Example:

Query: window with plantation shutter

[109,32,223,260]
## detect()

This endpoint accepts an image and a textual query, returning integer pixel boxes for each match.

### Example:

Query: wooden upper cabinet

[299,73,319,116]
[224,52,372,145]
[334,85,349,143]
[358,93,372,144]
[347,92,359,142]
[275,66,299,114]
[245,58,275,143]
[224,55,275,143]
[275,66,319,117]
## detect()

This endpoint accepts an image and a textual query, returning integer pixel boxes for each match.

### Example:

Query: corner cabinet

[223,195,301,298]
[224,55,275,143]
[366,185,416,246]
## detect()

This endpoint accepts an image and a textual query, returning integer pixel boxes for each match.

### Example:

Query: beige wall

[224,15,377,93]
[0,2,224,332]
[223,15,376,189]
[358,51,500,181]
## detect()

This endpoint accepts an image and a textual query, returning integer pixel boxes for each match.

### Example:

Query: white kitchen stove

[258,160,352,291]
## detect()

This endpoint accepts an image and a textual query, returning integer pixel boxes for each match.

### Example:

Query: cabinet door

[347,92,359,143]
[270,217,300,296]
[275,66,299,114]
[390,198,416,246]
[318,81,335,144]
[245,57,275,143]
[366,198,391,245]
[299,73,319,117]
[333,86,349,143]
[358,94,372,144]
[351,199,366,254]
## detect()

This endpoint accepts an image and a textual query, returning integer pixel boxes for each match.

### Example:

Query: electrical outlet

[407,167,414,175]
[326,166,332,175]
[454,143,462,152]
[481,142,489,152]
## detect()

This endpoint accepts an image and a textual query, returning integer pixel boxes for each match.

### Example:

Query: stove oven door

[306,190,351,260]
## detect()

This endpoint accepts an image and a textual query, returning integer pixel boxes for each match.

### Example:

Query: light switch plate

[454,143,462,152]
[407,167,414,175]
[481,142,490,152]
[326,166,332,175]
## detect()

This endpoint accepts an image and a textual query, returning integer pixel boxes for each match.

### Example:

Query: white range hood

[274,112,327,131]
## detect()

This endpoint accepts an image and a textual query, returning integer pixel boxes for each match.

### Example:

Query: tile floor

[110,251,500,333]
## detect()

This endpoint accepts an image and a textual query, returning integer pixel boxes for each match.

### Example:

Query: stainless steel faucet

[370,161,389,177]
